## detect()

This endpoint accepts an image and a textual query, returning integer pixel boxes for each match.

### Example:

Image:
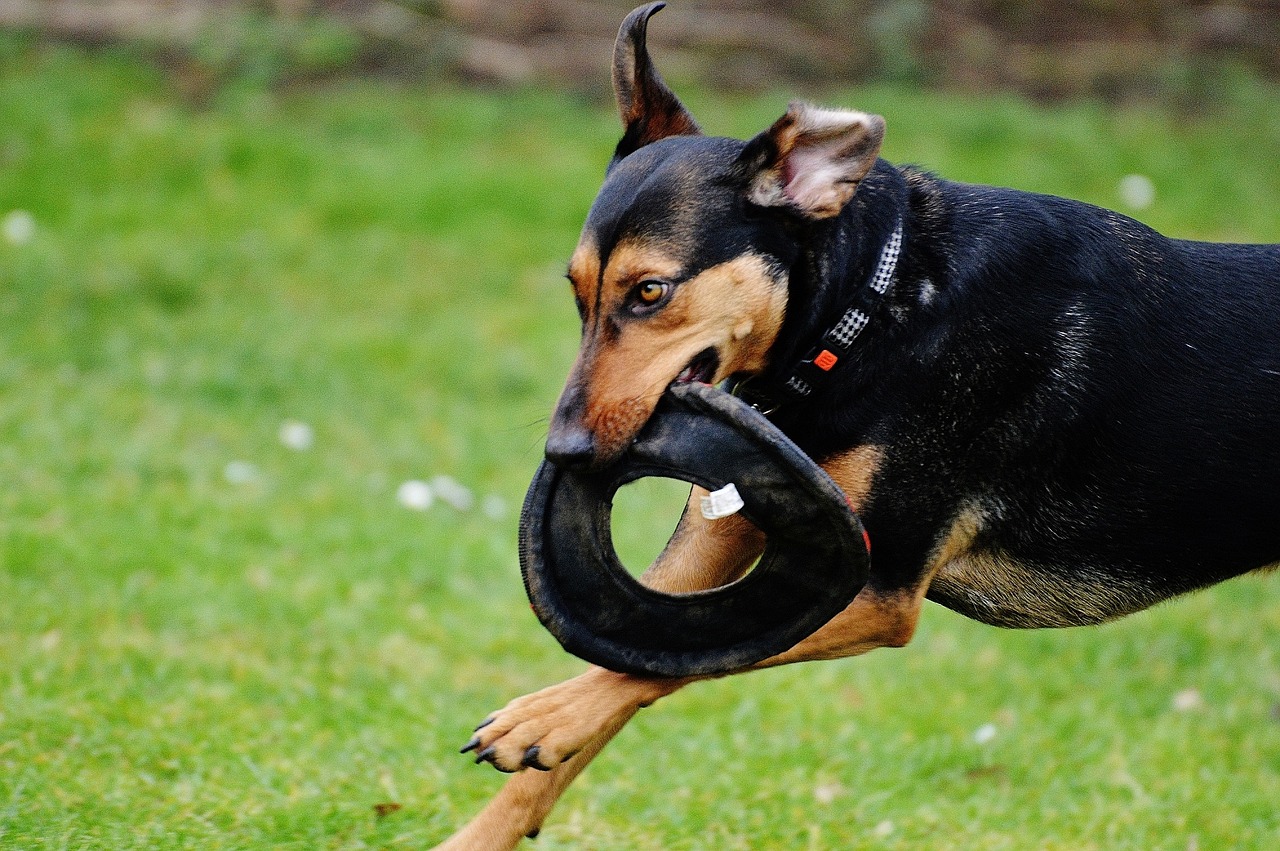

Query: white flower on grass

[1118,174,1156,210]
[813,782,841,805]
[223,460,259,484]
[432,475,474,511]
[397,480,434,511]
[1172,687,1204,712]
[872,820,895,838]
[2,210,35,245]
[481,494,508,520]
[973,722,998,744]
[278,420,314,451]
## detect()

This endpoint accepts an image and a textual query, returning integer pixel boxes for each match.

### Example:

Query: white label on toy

[700,483,744,520]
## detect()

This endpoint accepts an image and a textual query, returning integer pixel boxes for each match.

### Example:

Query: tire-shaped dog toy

[519,382,870,678]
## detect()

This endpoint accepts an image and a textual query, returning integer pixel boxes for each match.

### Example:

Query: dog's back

[897,172,1280,625]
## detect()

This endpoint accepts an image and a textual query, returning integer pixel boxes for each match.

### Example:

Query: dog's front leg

[432,668,683,851]
[432,492,765,850]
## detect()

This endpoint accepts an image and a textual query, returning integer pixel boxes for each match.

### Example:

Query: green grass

[1,35,1279,849]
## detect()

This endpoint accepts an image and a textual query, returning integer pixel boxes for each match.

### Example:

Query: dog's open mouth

[674,348,720,385]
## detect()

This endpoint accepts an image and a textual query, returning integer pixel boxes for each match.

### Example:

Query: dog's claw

[474,716,495,732]
[473,744,517,773]
[522,745,551,772]
[526,827,541,839]
[459,669,676,779]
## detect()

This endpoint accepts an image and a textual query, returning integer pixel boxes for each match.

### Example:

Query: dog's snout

[545,424,597,470]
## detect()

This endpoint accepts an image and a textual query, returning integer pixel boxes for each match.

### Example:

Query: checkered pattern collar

[729,218,904,413]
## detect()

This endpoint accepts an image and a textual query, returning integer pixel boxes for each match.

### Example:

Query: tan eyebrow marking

[566,233,602,310]
[598,238,685,303]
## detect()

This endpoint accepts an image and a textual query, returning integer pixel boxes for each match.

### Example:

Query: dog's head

[547,2,886,468]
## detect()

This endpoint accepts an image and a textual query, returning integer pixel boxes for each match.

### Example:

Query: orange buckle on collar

[814,349,839,371]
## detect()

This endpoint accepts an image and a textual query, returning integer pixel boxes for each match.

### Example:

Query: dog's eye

[634,280,669,307]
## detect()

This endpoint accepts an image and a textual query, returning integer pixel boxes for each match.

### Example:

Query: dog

[433,3,1280,847]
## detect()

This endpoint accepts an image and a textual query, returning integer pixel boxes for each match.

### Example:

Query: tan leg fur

[432,446,933,850]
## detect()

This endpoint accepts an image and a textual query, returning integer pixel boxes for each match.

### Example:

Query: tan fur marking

[756,586,919,667]
[577,247,786,459]
[566,234,600,306]
[820,444,884,512]
[928,504,1161,628]
[639,486,766,593]
[933,551,1162,628]
[927,505,984,575]
[599,240,685,294]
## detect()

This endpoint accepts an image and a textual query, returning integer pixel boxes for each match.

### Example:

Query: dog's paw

[460,668,679,773]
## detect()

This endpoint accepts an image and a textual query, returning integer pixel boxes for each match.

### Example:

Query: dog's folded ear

[738,102,886,219]
[612,2,701,162]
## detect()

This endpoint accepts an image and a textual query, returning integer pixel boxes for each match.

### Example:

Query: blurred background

[1,2,1278,849]
[2,0,1279,100]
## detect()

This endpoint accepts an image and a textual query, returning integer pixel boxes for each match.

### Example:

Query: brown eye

[635,280,669,306]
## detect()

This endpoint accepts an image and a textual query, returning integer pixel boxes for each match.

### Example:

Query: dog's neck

[742,161,919,425]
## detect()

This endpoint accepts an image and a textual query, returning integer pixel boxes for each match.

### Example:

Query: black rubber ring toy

[519,382,870,678]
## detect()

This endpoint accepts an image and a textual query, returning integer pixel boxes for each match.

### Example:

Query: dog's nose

[545,425,597,470]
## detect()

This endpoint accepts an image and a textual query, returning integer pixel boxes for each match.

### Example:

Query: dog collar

[730,219,903,412]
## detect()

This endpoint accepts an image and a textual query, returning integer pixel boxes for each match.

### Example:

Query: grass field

[1,34,1279,849]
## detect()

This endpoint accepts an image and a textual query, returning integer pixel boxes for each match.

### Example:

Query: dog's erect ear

[612,3,700,161]
[738,102,886,219]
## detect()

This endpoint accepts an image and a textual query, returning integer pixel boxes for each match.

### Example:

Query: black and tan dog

[434,4,1280,847]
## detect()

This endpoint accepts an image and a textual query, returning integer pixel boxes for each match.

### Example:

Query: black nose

[545,425,597,470]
